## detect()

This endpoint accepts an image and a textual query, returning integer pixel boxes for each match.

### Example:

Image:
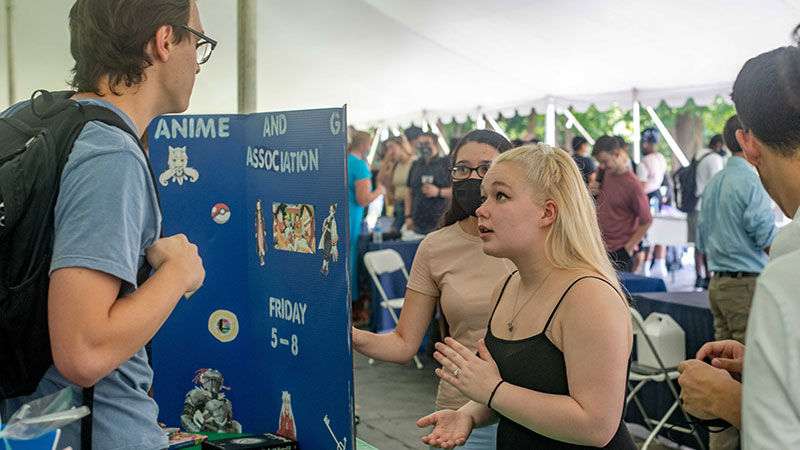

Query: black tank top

[485,272,636,449]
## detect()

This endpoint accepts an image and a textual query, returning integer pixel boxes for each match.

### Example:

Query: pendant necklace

[507,268,555,332]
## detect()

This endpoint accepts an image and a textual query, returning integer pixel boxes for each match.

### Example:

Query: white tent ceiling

[1,0,798,127]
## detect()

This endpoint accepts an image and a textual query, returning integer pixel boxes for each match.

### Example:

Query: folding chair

[363,249,423,369]
[627,307,706,450]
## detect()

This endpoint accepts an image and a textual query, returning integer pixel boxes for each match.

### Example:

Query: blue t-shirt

[0,98,167,450]
[347,153,371,237]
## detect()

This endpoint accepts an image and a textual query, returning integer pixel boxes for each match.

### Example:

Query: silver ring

[452,368,459,377]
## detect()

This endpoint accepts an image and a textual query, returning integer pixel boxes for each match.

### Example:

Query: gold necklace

[507,269,555,332]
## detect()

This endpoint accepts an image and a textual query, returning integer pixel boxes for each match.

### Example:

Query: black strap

[542,275,617,331]
[81,386,94,449]
[488,270,518,323]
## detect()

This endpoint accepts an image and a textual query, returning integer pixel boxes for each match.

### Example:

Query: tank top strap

[542,275,616,331]
[489,270,518,322]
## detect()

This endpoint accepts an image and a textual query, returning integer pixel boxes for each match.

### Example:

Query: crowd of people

[348,43,800,450]
[2,0,799,448]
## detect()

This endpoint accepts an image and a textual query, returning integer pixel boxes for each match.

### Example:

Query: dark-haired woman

[353,130,515,449]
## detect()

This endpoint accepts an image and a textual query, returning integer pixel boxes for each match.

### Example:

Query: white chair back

[363,249,407,277]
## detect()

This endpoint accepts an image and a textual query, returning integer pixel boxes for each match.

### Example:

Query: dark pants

[392,200,405,232]
[609,247,633,272]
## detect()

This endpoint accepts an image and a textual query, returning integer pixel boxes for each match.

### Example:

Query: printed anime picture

[272,202,316,254]
[318,202,339,276]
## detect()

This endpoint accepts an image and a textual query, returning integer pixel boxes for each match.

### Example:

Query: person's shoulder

[0,99,30,118]
[561,272,628,317]
[420,224,456,246]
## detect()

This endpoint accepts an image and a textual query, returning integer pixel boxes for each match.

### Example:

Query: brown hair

[69,0,191,95]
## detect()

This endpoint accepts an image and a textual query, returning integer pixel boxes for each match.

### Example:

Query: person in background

[404,125,424,150]
[692,114,777,450]
[690,135,726,290]
[378,136,416,232]
[678,46,800,447]
[571,136,596,185]
[405,132,452,234]
[419,144,635,449]
[348,130,386,300]
[635,128,668,278]
[590,136,653,272]
[354,130,514,449]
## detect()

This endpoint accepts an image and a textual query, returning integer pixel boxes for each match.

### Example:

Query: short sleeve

[50,131,154,287]
[354,157,371,181]
[406,236,440,297]
[635,161,648,182]
[630,176,653,225]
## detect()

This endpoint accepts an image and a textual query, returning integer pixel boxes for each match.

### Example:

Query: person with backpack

[0,1,210,448]
[681,135,725,290]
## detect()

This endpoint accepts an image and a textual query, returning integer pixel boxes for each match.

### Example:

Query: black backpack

[672,152,713,213]
[0,90,158,402]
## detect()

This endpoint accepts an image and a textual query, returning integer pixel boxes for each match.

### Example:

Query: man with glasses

[0,1,212,448]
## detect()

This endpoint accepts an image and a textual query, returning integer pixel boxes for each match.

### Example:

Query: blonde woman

[354,130,514,449]
[378,136,416,232]
[418,144,635,449]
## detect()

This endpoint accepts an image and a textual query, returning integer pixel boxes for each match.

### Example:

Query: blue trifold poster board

[149,108,354,450]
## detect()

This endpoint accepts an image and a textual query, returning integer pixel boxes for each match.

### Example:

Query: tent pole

[633,92,641,164]
[237,0,257,113]
[486,115,510,141]
[367,127,383,164]
[646,106,690,167]
[561,108,594,145]
[545,98,556,146]
[6,0,15,105]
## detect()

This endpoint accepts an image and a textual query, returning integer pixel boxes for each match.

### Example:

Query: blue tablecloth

[619,272,667,294]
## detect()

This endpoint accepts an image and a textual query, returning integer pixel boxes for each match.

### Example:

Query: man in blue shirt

[1,1,210,448]
[695,114,777,450]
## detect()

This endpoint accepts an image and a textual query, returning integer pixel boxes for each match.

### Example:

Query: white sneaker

[650,259,668,279]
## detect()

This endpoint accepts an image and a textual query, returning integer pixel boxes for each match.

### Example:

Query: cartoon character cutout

[255,200,267,266]
[319,202,339,276]
[180,368,242,434]
[159,145,199,186]
[276,390,297,440]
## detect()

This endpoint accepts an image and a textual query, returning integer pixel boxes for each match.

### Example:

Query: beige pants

[707,275,756,450]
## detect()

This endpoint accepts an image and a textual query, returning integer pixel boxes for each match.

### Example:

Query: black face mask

[453,178,482,217]
[417,143,434,159]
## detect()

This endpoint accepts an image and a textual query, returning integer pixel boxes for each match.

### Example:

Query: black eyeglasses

[450,164,491,180]
[182,25,217,65]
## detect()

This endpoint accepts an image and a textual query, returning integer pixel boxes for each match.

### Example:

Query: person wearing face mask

[405,132,453,234]
[353,130,515,449]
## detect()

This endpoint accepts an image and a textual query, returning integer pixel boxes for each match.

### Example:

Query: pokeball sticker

[208,309,239,342]
[211,203,231,224]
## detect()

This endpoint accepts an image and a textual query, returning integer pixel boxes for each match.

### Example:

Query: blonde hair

[382,135,414,158]
[348,130,372,152]
[493,143,624,300]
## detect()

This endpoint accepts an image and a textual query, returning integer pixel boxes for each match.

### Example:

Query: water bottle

[372,226,383,244]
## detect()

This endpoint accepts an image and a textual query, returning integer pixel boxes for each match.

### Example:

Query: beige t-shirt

[392,159,413,199]
[407,222,515,410]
